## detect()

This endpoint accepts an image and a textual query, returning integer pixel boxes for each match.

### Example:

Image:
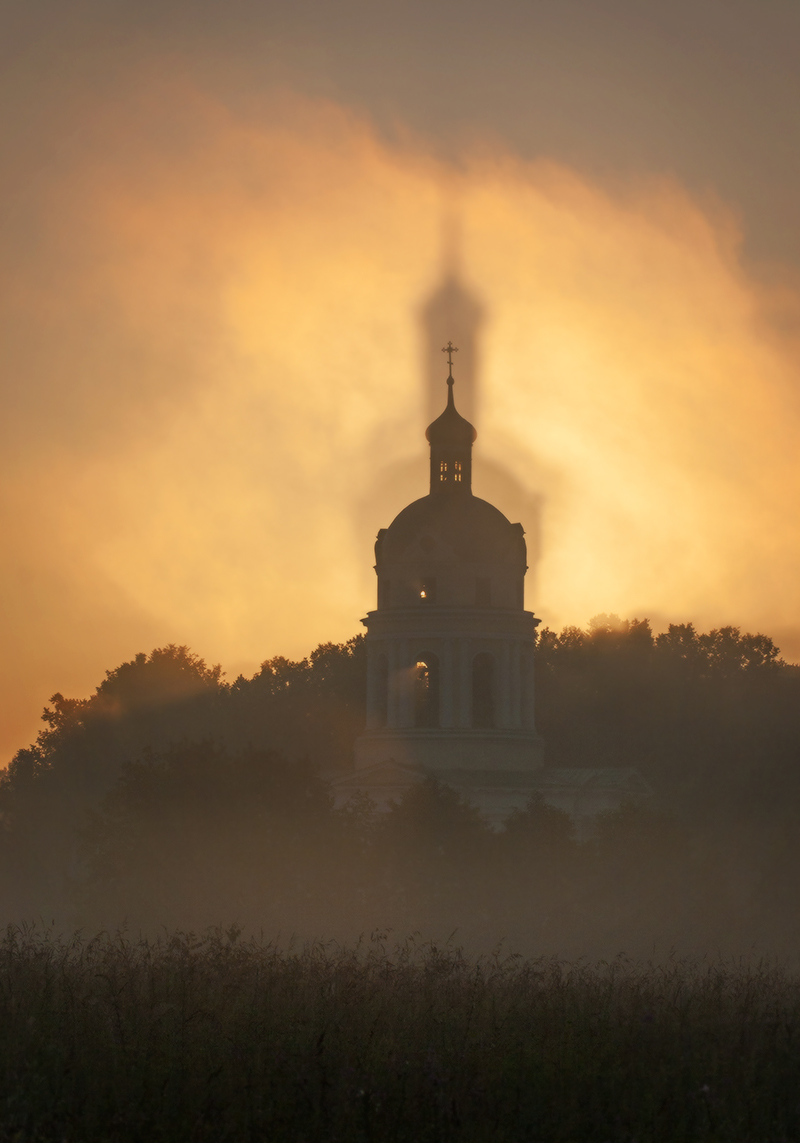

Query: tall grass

[1,927,798,1141]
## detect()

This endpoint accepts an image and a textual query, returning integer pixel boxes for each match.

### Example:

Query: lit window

[439,460,447,482]
[454,460,462,482]
[419,577,437,602]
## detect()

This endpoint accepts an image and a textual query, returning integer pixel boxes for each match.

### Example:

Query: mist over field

[1,618,799,967]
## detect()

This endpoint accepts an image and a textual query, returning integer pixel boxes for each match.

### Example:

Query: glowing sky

[3,1,800,760]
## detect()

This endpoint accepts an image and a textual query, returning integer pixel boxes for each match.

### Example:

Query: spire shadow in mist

[354,219,545,605]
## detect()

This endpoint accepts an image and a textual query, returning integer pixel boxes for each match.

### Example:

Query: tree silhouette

[2,618,800,958]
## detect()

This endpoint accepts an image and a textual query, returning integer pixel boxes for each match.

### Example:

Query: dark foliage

[1,619,800,958]
[535,614,800,821]
[0,638,365,920]
[78,742,338,932]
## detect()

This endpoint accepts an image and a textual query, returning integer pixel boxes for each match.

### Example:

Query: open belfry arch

[354,342,544,778]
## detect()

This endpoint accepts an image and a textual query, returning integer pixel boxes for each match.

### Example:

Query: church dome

[378,493,526,569]
[371,348,527,609]
[425,395,477,450]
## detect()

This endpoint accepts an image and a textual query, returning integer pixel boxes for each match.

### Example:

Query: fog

[4,45,800,759]
[4,1,800,961]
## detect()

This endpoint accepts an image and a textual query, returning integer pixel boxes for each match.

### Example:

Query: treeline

[537,615,800,821]
[1,618,800,957]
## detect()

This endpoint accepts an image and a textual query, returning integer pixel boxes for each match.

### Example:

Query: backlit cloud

[2,76,800,758]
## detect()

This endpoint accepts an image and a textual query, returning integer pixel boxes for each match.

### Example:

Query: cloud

[2,71,800,759]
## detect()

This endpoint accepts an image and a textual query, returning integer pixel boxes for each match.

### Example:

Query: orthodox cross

[442,341,459,373]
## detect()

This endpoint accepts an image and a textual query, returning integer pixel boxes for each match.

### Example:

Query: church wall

[354,729,543,772]
[362,617,537,733]
[357,604,543,773]
[381,559,523,610]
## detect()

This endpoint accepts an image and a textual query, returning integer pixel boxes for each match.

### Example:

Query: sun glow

[3,79,800,757]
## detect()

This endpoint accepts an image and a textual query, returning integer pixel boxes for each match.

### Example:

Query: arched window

[376,654,388,727]
[414,655,440,728]
[472,652,495,729]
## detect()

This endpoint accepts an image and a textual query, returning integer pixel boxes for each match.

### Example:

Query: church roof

[377,493,526,566]
[425,380,477,449]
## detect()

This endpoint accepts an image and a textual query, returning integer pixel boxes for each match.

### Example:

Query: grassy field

[1,927,798,1142]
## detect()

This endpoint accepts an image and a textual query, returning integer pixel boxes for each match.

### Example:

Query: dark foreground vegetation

[1,617,800,957]
[1,928,799,1142]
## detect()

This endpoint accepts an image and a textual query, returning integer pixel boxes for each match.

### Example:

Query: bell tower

[354,349,544,775]
[427,341,475,494]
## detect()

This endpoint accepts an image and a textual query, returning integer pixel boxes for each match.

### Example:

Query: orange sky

[3,78,800,761]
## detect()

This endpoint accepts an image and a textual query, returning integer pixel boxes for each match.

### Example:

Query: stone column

[387,640,400,728]
[451,638,461,727]
[499,640,512,728]
[458,638,472,728]
[365,640,377,729]
[440,638,454,728]
[509,641,521,728]
[397,639,412,728]
[521,645,535,728]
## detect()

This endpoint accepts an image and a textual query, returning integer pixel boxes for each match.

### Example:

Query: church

[334,342,649,830]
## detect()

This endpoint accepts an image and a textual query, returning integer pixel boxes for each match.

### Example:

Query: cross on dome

[441,341,459,379]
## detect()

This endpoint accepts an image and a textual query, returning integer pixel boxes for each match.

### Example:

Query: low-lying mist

[3,617,799,963]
